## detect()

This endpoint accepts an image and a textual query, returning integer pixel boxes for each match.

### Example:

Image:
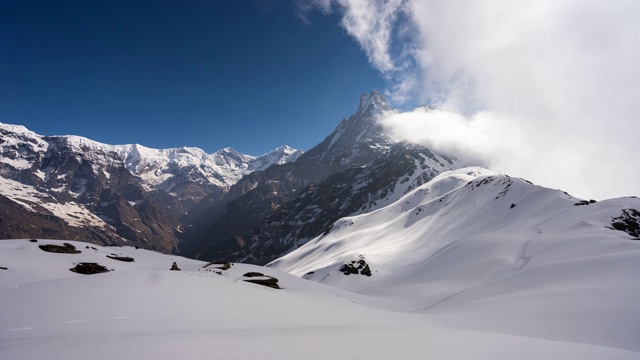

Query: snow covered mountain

[187,90,454,260]
[206,143,460,264]
[248,145,303,172]
[270,167,640,351]
[0,123,301,201]
[0,123,300,251]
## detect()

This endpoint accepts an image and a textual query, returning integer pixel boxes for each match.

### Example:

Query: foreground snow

[1,239,638,359]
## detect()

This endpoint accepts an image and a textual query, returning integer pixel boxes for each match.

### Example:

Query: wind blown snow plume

[303,0,640,199]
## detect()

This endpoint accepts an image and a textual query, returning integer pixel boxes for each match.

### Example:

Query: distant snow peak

[249,145,303,172]
[214,147,245,157]
[0,122,36,135]
[0,122,301,191]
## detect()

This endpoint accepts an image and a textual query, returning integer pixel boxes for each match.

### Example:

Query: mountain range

[0,122,301,252]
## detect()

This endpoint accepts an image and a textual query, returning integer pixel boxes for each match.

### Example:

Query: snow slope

[271,167,640,353]
[1,239,637,359]
[0,176,112,229]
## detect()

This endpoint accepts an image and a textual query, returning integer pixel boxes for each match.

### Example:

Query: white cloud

[338,0,406,73]
[307,0,640,199]
[299,0,415,84]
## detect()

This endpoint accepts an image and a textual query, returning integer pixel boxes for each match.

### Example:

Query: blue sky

[0,0,386,155]
[3,0,637,199]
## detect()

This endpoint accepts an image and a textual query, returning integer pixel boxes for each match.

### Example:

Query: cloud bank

[304,0,640,199]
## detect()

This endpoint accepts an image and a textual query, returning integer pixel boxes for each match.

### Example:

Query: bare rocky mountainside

[0,123,301,252]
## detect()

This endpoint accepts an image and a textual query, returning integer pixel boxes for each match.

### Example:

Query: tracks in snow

[414,285,480,313]
[515,228,542,272]
[4,316,134,334]
[416,228,544,313]
[514,239,533,271]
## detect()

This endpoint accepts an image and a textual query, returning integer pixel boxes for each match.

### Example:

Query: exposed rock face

[339,256,372,277]
[242,272,280,289]
[610,209,640,239]
[39,243,81,254]
[0,194,126,245]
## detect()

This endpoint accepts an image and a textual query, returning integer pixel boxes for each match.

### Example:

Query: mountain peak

[248,145,303,172]
[0,122,33,135]
[216,147,239,155]
[358,90,390,113]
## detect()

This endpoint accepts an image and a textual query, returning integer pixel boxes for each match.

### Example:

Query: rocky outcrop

[339,256,372,277]
[242,272,280,289]
[39,243,81,254]
[610,209,640,239]
[70,262,110,275]
[106,254,135,262]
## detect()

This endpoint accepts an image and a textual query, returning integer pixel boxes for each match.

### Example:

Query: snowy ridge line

[0,121,302,190]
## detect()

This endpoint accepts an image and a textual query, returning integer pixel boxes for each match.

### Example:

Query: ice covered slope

[1,239,638,360]
[271,167,640,352]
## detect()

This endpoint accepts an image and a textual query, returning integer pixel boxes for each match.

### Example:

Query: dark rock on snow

[243,276,280,289]
[610,209,640,239]
[106,254,135,262]
[39,243,81,254]
[107,254,134,262]
[203,262,231,270]
[243,272,264,277]
[339,256,372,277]
[70,262,110,275]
